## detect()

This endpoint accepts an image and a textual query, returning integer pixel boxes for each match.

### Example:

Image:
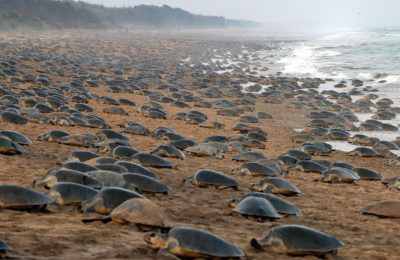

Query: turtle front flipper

[250,238,264,250]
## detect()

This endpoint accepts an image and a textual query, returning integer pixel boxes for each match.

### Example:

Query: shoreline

[0,30,399,259]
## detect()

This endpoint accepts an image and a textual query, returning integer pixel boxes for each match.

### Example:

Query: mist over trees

[0,0,257,29]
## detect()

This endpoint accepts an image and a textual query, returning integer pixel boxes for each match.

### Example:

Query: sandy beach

[0,30,399,259]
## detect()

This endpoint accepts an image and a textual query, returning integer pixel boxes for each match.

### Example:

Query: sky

[81,0,400,29]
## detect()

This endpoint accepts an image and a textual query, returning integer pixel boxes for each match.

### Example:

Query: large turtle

[250,177,301,196]
[0,184,54,210]
[292,160,328,174]
[0,136,23,155]
[319,167,360,184]
[67,150,100,162]
[228,192,301,216]
[131,153,174,168]
[85,170,133,189]
[48,182,98,206]
[122,173,170,194]
[34,168,103,189]
[0,130,32,145]
[151,144,185,160]
[80,187,144,215]
[110,198,173,231]
[115,161,159,180]
[362,200,400,218]
[184,143,225,158]
[185,169,238,190]
[231,151,267,162]
[144,226,245,259]
[353,167,382,180]
[251,224,344,257]
[233,197,282,221]
[233,162,278,177]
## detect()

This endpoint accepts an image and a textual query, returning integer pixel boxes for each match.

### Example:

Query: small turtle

[110,198,173,231]
[80,187,144,214]
[151,144,185,160]
[123,173,170,194]
[34,168,103,189]
[48,182,98,206]
[0,184,54,210]
[353,167,382,180]
[238,192,301,216]
[144,226,245,259]
[123,124,150,136]
[0,136,23,155]
[362,200,400,218]
[233,196,281,221]
[115,161,159,180]
[38,130,70,142]
[131,153,174,168]
[348,147,379,157]
[0,130,32,145]
[232,151,267,162]
[185,169,238,190]
[250,177,301,196]
[293,160,328,174]
[251,224,344,257]
[233,162,278,177]
[319,168,360,183]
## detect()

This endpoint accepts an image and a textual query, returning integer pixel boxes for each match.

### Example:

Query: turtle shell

[192,169,238,188]
[0,130,32,145]
[0,184,54,209]
[168,227,245,258]
[123,173,170,193]
[0,136,23,155]
[49,182,98,205]
[245,192,301,216]
[233,197,281,219]
[362,200,400,218]
[131,153,173,168]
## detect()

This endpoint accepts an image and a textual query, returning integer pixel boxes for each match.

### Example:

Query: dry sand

[0,31,399,259]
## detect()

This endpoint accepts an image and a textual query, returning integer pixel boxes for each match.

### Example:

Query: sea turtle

[110,198,173,231]
[185,143,225,158]
[353,167,382,180]
[348,147,379,157]
[0,184,54,210]
[233,162,278,177]
[123,123,150,136]
[48,182,98,206]
[67,150,100,162]
[250,177,301,196]
[86,170,132,189]
[123,173,170,194]
[112,145,139,160]
[0,136,23,155]
[235,192,302,216]
[382,176,400,191]
[362,200,400,218]
[232,196,281,221]
[331,162,355,170]
[251,224,344,257]
[319,168,360,183]
[131,153,174,168]
[63,161,98,173]
[293,160,328,174]
[95,164,128,173]
[151,144,185,160]
[1,111,28,124]
[286,150,312,160]
[96,129,129,142]
[144,226,245,259]
[34,168,103,189]
[185,169,238,190]
[85,157,118,165]
[80,187,144,215]
[37,130,70,142]
[103,106,128,115]
[231,151,267,162]
[0,130,32,145]
[276,155,299,167]
[115,161,159,180]
[57,134,99,147]
[168,139,197,150]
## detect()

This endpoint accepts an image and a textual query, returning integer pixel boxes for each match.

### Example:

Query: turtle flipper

[250,238,264,250]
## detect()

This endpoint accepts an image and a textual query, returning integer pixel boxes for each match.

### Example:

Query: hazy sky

[81,0,400,29]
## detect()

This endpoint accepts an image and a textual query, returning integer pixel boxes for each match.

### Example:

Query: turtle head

[47,190,63,204]
[226,198,240,208]
[34,175,58,189]
[143,232,168,249]
[249,182,263,192]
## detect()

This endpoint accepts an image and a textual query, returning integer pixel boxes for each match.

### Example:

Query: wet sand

[0,31,399,259]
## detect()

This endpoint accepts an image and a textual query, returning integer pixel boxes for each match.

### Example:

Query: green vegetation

[0,0,257,29]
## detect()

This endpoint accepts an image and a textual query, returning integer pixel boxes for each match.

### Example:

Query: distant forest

[0,0,257,29]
